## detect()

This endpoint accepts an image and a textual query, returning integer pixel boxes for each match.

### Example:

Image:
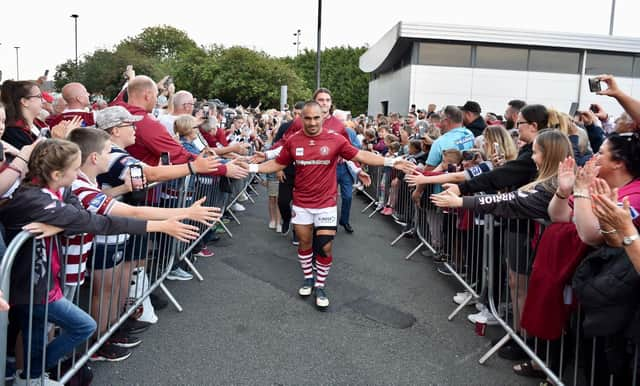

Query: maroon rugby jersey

[274,115,349,148]
[276,129,359,208]
[45,110,96,128]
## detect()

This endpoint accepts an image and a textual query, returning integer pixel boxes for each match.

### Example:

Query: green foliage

[53,26,367,111]
[287,46,369,115]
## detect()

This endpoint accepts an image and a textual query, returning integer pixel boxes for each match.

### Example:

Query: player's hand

[276,170,286,183]
[225,159,249,179]
[251,151,266,163]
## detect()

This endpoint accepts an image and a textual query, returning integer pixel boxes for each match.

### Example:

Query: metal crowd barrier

[360,164,384,217]
[358,166,640,386]
[0,170,242,384]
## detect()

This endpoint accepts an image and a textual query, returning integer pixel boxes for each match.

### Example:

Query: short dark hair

[68,128,111,164]
[443,106,463,124]
[508,99,526,111]
[294,101,305,110]
[303,100,321,111]
[520,104,549,130]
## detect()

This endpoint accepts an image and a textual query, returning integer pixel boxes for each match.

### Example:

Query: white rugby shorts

[291,205,337,228]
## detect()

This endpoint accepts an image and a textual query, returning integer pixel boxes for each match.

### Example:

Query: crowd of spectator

[1,65,640,384]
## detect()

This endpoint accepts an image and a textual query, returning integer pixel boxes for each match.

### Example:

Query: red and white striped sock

[298,248,314,280]
[314,254,332,288]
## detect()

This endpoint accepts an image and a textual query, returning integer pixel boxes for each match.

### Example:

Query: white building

[360,22,640,118]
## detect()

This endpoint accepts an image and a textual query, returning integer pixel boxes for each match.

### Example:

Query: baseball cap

[41,92,54,103]
[459,101,481,114]
[95,106,143,130]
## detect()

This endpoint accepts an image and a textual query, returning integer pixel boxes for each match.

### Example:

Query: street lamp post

[14,46,20,80]
[293,29,301,56]
[315,0,322,90]
[71,14,79,69]
[609,0,616,35]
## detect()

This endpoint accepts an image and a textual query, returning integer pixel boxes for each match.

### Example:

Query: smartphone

[129,164,144,191]
[589,104,600,114]
[202,105,210,119]
[160,152,170,166]
[588,77,602,93]
[44,69,49,77]
[0,142,4,163]
[493,142,501,155]
[618,202,640,220]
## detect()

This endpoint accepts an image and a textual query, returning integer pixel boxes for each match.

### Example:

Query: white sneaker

[268,221,276,229]
[453,291,477,306]
[238,192,249,202]
[467,308,499,326]
[166,267,193,281]
[276,224,282,233]
[353,182,364,191]
[14,371,61,385]
[231,203,246,212]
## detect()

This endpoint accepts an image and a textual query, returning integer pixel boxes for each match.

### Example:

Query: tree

[52,25,365,111]
[119,25,199,63]
[208,46,310,108]
[286,46,369,114]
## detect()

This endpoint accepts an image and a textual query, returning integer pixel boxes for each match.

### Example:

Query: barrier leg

[247,183,259,198]
[479,334,511,364]
[159,283,183,312]
[182,257,204,281]
[226,208,241,225]
[217,219,233,238]
[447,293,477,321]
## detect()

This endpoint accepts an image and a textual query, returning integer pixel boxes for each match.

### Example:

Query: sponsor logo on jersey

[89,193,107,211]
[320,146,329,156]
[295,147,304,156]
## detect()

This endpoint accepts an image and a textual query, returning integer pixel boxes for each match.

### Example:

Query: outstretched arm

[248,160,287,174]
[352,150,413,170]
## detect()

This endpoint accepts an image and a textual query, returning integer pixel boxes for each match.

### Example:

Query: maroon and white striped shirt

[61,172,116,286]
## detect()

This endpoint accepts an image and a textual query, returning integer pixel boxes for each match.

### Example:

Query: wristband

[187,162,195,175]
[555,191,568,200]
[573,193,590,200]
[384,157,395,167]
[14,155,28,165]
[5,163,23,177]
[249,164,259,173]
[599,228,617,234]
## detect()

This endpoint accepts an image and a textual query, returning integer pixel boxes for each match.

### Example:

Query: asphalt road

[93,186,536,385]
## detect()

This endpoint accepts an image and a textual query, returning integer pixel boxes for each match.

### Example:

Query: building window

[586,52,634,78]
[528,49,581,74]
[475,46,528,71]
[634,57,640,78]
[418,42,471,67]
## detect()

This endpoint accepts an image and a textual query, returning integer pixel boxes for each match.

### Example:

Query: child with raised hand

[66,128,220,361]
[0,138,200,383]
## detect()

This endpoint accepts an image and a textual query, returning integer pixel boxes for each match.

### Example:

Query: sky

[1,0,639,82]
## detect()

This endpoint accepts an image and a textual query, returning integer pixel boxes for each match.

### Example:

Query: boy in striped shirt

[65,128,220,362]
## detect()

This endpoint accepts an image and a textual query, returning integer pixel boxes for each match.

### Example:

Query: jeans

[337,162,354,226]
[15,298,96,378]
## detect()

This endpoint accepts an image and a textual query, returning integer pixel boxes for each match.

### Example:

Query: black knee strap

[314,234,334,257]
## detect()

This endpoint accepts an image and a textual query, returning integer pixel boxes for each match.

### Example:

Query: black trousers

[278,173,295,225]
